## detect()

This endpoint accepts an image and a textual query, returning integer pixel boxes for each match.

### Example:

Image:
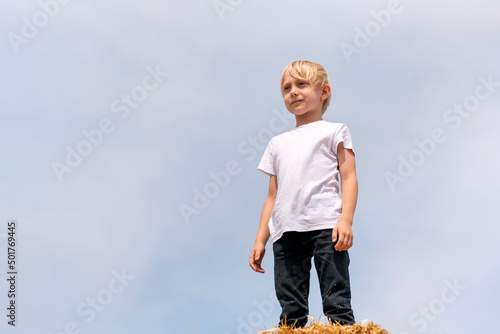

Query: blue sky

[1,1,499,333]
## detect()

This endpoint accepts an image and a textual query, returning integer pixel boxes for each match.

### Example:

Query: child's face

[281,72,329,116]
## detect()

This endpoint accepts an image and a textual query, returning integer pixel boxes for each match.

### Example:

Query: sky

[1,0,499,333]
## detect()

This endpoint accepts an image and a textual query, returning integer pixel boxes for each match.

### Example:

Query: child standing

[249,60,357,328]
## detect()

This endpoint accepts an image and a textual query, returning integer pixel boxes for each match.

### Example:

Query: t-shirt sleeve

[257,141,276,176]
[332,123,355,155]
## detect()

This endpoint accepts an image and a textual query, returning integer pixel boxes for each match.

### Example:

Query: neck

[295,110,323,127]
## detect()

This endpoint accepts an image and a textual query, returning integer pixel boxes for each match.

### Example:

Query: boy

[249,60,357,328]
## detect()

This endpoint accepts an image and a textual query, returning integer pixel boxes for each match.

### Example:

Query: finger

[250,260,261,272]
[249,251,257,269]
[347,236,353,247]
[332,228,338,242]
[249,258,255,271]
[254,259,264,273]
[343,238,349,250]
[336,230,345,247]
[335,238,343,251]
[339,236,352,251]
[254,250,262,262]
[343,235,351,247]
[339,233,351,250]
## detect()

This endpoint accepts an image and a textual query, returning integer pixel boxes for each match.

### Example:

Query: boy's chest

[273,134,337,173]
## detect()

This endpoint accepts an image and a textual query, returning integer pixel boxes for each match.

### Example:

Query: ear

[321,84,331,101]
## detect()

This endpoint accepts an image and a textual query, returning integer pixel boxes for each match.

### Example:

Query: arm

[249,174,277,273]
[332,142,358,251]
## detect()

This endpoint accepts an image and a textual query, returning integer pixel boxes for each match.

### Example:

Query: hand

[249,244,266,273]
[332,218,353,251]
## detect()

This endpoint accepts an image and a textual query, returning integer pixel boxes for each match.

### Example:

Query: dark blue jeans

[273,228,355,327]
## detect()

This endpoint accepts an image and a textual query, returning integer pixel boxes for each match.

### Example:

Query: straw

[259,316,390,334]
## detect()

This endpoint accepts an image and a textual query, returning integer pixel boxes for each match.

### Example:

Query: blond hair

[280,60,331,114]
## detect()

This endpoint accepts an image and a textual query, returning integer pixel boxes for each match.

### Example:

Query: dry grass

[259,317,390,334]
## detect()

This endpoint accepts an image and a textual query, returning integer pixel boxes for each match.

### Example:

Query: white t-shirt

[257,120,355,243]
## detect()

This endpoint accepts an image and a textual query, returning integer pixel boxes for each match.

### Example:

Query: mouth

[291,99,302,105]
